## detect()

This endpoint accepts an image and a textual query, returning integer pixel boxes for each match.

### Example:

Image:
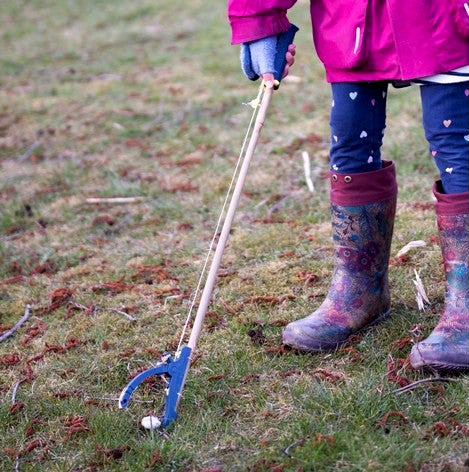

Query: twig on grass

[18,140,42,162]
[68,302,135,321]
[110,308,137,322]
[268,194,292,214]
[393,376,457,394]
[68,301,99,316]
[85,197,145,204]
[0,305,32,343]
[0,232,25,242]
[283,437,307,458]
[11,379,25,404]
[163,295,181,308]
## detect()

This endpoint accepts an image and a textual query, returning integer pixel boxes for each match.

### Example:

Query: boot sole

[283,307,391,352]
[410,349,469,374]
[417,363,469,373]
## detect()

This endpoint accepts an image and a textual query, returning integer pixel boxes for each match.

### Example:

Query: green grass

[1,1,468,471]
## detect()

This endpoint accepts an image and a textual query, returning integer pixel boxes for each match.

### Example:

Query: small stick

[11,380,24,404]
[0,305,32,343]
[393,377,457,394]
[283,437,307,457]
[0,231,25,242]
[18,140,42,162]
[163,295,181,308]
[110,308,137,322]
[268,194,291,214]
[85,197,145,204]
[68,301,99,316]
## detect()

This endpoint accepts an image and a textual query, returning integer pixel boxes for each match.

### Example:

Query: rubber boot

[410,182,469,372]
[283,161,398,351]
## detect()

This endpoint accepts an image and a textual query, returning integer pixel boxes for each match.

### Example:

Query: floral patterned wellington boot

[410,182,469,372]
[283,161,398,351]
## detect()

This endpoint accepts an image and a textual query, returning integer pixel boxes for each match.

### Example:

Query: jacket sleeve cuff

[229,14,291,44]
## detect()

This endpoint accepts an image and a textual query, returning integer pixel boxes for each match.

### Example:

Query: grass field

[1,1,468,471]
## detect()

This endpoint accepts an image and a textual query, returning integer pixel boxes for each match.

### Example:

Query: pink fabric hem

[330,161,398,206]
[433,181,469,215]
[230,15,290,44]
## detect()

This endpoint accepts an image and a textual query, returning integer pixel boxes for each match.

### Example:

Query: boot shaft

[330,161,397,276]
[434,182,469,310]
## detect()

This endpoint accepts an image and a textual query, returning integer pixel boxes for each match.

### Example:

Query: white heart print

[349,92,358,100]
[360,131,368,138]
[445,168,453,174]
[367,156,373,163]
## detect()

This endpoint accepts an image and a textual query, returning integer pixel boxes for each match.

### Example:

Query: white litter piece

[141,415,162,430]
[302,151,315,193]
[396,240,427,258]
[283,75,302,83]
[413,269,431,311]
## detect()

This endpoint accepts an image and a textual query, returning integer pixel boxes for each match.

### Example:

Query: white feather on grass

[413,269,431,310]
[396,240,426,258]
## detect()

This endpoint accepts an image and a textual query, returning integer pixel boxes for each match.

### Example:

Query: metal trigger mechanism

[118,346,192,428]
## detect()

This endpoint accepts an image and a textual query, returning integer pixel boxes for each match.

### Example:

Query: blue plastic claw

[118,345,192,428]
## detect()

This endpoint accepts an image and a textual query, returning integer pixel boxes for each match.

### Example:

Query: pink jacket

[228,0,469,82]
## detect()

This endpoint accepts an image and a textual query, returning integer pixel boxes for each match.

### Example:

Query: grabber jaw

[118,345,192,429]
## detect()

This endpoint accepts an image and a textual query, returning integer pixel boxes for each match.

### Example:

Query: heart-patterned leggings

[329,81,469,194]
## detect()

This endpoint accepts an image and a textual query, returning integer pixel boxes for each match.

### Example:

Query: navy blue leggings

[329,81,469,194]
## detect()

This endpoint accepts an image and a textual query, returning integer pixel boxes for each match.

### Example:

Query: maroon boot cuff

[433,181,469,216]
[330,160,398,206]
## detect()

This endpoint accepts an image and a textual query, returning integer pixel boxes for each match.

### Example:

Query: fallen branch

[0,305,32,343]
[393,376,457,394]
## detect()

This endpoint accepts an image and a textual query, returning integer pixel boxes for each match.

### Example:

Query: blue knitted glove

[240,35,277,81]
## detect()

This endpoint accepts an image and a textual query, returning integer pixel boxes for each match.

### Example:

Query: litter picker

[118,24,299,428]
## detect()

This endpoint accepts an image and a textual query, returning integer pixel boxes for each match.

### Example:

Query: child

[228,0,469,372]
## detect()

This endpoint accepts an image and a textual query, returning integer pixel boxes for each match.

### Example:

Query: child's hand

[241,37,296,88]
[262,44,295,89]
